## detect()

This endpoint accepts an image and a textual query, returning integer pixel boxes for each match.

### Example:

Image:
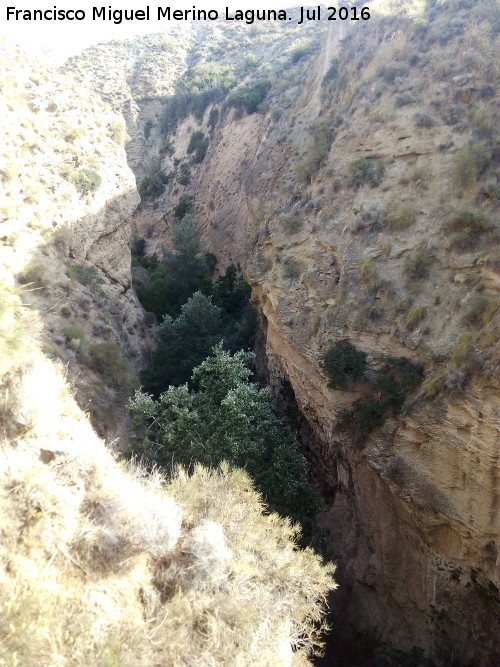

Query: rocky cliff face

[0,38,151,439]
[8,0,498,663]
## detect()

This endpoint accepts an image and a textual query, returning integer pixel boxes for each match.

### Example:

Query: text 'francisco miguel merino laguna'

[6,5,371,25]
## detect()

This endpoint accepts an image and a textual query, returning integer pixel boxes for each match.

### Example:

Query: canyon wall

[71,3,499,662]
[4,1,497,663]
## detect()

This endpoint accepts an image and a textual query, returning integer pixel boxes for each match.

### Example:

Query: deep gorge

[1,1,499,665]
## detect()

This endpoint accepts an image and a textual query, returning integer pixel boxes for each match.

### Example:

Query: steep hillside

[62,1,499,664]
[0,37,152,440]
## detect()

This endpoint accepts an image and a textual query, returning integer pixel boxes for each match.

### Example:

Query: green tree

[141,292,226,393]
[133,216,209,319]
[130,346,320,528]
[163,215,208,306]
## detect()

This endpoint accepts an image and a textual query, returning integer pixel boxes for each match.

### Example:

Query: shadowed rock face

[17,3,500,663]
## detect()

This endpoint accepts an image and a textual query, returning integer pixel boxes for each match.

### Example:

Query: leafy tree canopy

[129,345,320,528]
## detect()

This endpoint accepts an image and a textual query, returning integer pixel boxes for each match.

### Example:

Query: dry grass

[0,283,34,376]
[358,259,379,288]
[387,204,416,231]
[405,306,427,330]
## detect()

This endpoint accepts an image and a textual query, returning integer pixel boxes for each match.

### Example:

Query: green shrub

[348,157,384,187]
[133,215,209,320]
[178,163,191,185]
[226,80,272,114]
[174,195,194,219]
[66,265,104,295]
[17,263,47,288]
[339,395,385,442]
[207,107,219,131]
[339,355,423,443]
[70,168,101,195]
[290,45,313,64]
[161,63,236,131]
[187,131,209,163]
[296,118,334,182]
[320,339,367,389]
[377,355,424,394]
[139,171,168,200]
[130,346,320,528]
[405,306,427,330]
[445,210,494,250]
[61,324,85,346]
[86,340,134,391]
[244,53,259,69]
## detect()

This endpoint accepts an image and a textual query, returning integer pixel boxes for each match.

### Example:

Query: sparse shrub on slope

[70,168,102,195]
[296,117,334,183]
[162,62,236,131]
[451,143,492,191]
[139,167,168,200]
[320,339,367,389]
[174,195,194,219]
[445,210,495,250]
[226,79,272,114]
[66,264,104,295]
[85,339,135,392]
[348,156,384,187]
[186,131,209,164]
